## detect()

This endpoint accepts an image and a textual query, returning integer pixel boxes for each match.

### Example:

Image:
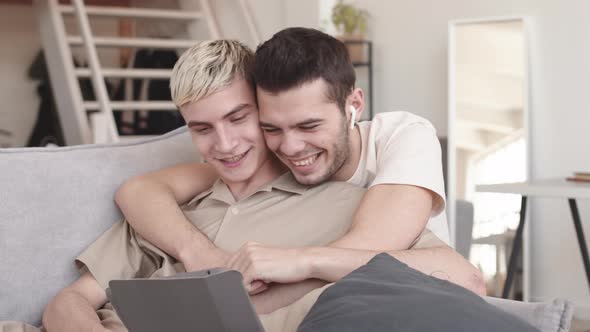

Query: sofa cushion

[485,296,574,332]
[0,127,200,325]
[298,253,541,332]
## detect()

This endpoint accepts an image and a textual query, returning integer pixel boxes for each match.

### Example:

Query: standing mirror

[448,17,531,298]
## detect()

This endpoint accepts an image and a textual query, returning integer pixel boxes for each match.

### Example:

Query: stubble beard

[293,117,350,186]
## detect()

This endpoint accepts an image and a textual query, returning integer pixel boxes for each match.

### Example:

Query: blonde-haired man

[1,40,481,332]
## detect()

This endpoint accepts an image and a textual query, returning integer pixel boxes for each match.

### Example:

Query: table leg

[568,198,590,290]
[502,196,527,299]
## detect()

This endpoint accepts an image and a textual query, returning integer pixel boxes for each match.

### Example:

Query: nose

[214,126,238,153]
[278,131,306,157]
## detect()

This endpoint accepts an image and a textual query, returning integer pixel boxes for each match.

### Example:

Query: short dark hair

[254,27,356,113]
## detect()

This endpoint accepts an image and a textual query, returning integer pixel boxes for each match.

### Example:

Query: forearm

[388,246,485,295]
[251,279,327,314]
[43,290,107,332]
[303,246,485,295]
[115,178,225,270]
[329,185,431,251]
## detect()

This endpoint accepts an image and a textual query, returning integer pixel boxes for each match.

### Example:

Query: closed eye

[193,127,211,134]
[299,124,319,130]
[261,127,281,134]
[230,114,248,123]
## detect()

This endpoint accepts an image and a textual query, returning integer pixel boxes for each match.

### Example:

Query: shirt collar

[184,172,308,207]
[184,179,232,206]
[259,172,308,195]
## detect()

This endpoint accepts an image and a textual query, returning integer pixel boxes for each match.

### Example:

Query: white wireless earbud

[349,105,357,129]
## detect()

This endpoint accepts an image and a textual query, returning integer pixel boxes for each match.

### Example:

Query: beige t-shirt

[348,111,449,244]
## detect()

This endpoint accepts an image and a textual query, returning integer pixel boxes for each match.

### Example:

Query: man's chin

[291,171,327,186]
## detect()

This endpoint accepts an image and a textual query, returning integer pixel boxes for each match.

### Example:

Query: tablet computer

[107,268,264,332]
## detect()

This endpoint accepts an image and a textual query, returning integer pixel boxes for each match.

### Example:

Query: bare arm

[115,162,228,270]
[304,246,485,294]
[42,272,110,332]
[230,184,483,311]
[230,243,485,314]
[330,184,432,251]
[251,279,327,314]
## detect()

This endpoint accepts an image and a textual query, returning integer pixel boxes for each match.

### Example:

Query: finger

[242,262,262,293]
[248,280,265,294]
[250,280,264,290]
[249,281,269,295]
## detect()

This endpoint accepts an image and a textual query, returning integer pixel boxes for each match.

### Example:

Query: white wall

[183,0,317,50]
[339,0,590,313]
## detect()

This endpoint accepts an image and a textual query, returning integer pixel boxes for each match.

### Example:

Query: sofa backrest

[0,127,200,325]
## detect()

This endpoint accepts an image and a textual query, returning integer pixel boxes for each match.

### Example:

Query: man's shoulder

[359,111,438,144]
[296,181,365,212]
[361,111,436,132]
[305,181,366,196]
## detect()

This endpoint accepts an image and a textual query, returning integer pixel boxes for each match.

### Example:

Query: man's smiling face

[258,79,351,185]
[181,78,269,186]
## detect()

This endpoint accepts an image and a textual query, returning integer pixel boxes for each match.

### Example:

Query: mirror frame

[447,16,533,298]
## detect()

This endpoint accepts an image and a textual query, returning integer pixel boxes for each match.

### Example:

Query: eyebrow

[259,118,324,129]
[187,103,252,128]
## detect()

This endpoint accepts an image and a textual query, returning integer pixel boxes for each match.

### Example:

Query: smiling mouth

[288,152,321,167]
[217,149,250,164]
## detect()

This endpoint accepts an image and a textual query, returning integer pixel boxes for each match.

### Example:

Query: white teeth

[221,152,246,163]
[292,154,318,166]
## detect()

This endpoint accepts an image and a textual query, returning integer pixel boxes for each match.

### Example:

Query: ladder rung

[68,36,196,49]
[84,101,177,111]
[59,5,203,20]
[75,68,172,79]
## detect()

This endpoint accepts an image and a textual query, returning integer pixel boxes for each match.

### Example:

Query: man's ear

[347,87,365,123]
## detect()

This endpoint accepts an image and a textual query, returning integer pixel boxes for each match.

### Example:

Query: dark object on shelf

[343,40,373,119]
[112,49,184,136]
[26,51,66,147]
[27,51,111,147]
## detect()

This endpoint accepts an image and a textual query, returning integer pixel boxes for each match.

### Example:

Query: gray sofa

[0,127,574,331]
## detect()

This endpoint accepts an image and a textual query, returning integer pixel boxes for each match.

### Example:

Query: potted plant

[331,0,369,62]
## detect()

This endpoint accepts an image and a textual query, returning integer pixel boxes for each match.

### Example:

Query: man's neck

[227,156,287,201]
[331,125,362,182]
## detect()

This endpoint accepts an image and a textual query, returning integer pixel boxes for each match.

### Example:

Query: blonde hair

[170,40,255,107]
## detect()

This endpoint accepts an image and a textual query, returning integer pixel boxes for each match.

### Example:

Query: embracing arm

[229,184,484,312]
[42,272,110,332]
[330,183,431,251]
[304,246,485,294]
[115,162,228,270]
[231,242,485,315]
